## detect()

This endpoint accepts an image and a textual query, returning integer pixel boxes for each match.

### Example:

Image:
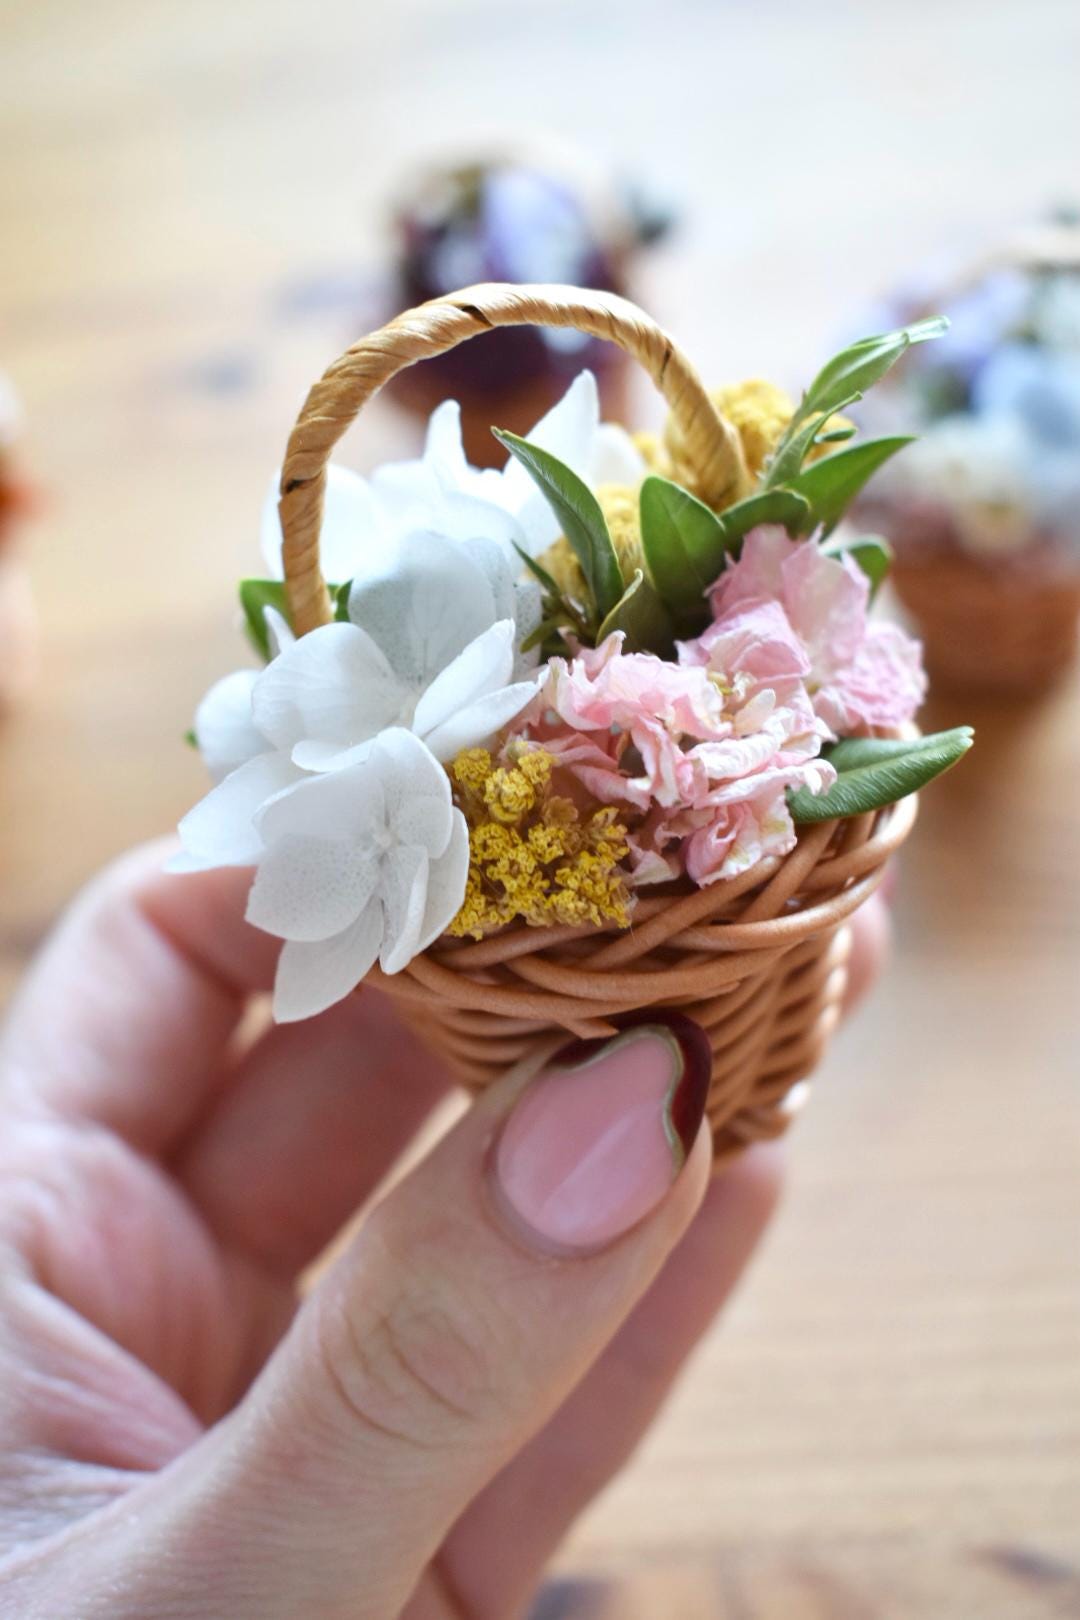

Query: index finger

[0,841,277,1152]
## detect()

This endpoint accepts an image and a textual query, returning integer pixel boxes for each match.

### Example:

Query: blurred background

[2,1,1079,1614]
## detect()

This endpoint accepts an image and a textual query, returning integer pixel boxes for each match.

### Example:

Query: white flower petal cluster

[247,729,469,1021]
[259,369,643,578]
[256,544,541,772]
[177,372,641,1020]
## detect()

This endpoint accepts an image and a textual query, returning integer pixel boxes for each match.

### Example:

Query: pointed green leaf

[762,410,848,489]
[520,614,571,654]
[511,542,589,639]
[791,437,914,536]
[801,317,949,420]
[788,727,974,823]
[638,475,729,619]
[183,727,197,749]
[493,429,623,620]
[596,569,675,656]
[717,488,811,547]
[822,533,893,597]
[334,580,353,622]
[765,320,948,490]
[238,578,289,661]
[512,541,565,600]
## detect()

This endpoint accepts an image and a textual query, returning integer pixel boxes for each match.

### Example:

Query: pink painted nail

[491,1014,711,1255]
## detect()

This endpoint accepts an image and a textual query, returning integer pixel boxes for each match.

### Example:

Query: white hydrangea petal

[260,464,381,583]
[521,370,599,473]
[175,752,304,870]
[436,494,528,549]
[592,422,646,486]
[378,843,429,974]
[348,532,497,688]
[246,832,380,942]
[412,620,516,740]
[272,905,383,1022]
[392,792,453,858]
[423,678,541,763]
[423,401,509,504]
[252,622,404,754]
[256,754,385,844]
[263,604,296,657]
[319,466,386,582]
[512,579,544,673]
[415,811,470,953]
[290,734,377,772]
[368,727,452,836]
[194,670,264,784]
[424,399,471,485]
[459,536,542,673]
[459,535,519,619]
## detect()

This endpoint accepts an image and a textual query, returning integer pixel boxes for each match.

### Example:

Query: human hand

[0,845,887,1619]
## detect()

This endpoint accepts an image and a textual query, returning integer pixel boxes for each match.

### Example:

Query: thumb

[101,1016,711,1619]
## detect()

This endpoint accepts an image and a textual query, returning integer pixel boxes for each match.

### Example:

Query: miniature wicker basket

[878,223,1080,699]
[278,284,916,1164]
[889,543,1080,697]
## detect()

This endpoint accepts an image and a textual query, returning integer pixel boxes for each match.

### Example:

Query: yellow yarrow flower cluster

[664,378,853,485]
[447,746,631,938]
[709,379,796,479]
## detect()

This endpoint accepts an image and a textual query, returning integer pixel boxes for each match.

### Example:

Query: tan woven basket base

[892,552,1080,698]
[370,798,916,1167]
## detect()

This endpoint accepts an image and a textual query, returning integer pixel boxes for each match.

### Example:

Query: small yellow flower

[451,746,495,800]
[447,748,631,938]
[710,379,795,480]
[483,764,537,824]
[664,378,854,493]
[513,747,553,788]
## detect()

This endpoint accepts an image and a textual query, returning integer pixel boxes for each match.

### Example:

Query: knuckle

[312,1263,498,1453]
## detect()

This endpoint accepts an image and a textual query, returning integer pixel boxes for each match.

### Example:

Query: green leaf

[638,475,730,619]
[183,727,197,749]
[511,542,589,640]
[791,437,914,536]
[762,411,845,489]
[512,542,565,599]
[520,615,570,654]
[493,429,623,620]
[788,727,974,824]
[800,317,949,420]
[717,488,811,547]
[334,580,353,622]
[822,533,893,597]
[596,569,676,656]
[238,578,289,661]
[763,318,949,490]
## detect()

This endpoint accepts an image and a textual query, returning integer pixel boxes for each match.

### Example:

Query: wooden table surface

[3,2,1079,1615]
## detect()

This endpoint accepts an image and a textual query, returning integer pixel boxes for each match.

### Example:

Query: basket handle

[279,281,749,634]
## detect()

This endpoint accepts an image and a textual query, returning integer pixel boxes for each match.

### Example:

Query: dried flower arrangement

[174,285,972,1160]
[856,219,1080,693]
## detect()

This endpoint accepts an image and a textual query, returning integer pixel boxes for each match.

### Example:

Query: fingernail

[491,1013,711,1255]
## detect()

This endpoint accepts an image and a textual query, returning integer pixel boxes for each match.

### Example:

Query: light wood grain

[2,2,1079,1615]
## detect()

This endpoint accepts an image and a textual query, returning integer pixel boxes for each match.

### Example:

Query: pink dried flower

[510,632,834,885]
[684,527,926,734]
